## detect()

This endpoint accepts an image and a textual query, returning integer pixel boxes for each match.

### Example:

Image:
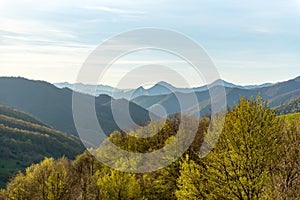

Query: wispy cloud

[0,0,299,85]
[0,17,37,35]
[83,5,145,15]
[0,17,78,41]
[252,28,273,34]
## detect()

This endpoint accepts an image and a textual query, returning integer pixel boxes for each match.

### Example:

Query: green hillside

[0,105,46,126]
[279,112,300,122]
[275,97,300,115]
[0,104,84,188]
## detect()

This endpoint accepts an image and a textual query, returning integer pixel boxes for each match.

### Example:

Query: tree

[176,155,212,200]
[141,160,180,200]
[0,189,5,200]
[6,157,73,200]
[97,168,143,200]
[268,117,300,199]
[176,96,282,199]
[44,157,73,200]
[71,151,103,200]
[5,172,32,200]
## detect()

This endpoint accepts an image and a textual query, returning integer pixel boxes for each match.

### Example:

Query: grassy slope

[278,112,300,122]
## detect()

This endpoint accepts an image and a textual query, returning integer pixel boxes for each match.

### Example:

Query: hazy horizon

[1,74,299,90]
[1,0,300,87]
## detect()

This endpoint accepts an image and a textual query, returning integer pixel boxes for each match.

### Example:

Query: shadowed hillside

[275,97,300,115]
[0,104,84,188]
[0,77,151,136]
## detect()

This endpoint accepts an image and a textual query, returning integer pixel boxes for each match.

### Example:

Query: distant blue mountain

[131,76,300,117]
[54,79,275,99]
[0,76,299,140]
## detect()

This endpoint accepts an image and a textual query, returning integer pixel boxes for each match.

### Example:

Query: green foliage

[107,114,208,156]
[279,112,300,122]
[214,97,280,199]
[108,115,181,153]
[0,189,6,200]
[267,116,300,199]
[143,161,180,200]
[176,156,211,200]
[176,96,283,199]
[71,152,103,199]
[5,157,73,200]
[97,169,143,200]
[3,153,143,200]
[0,105,46,126]
[0,105,84,188]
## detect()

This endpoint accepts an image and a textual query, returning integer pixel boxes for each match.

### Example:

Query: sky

[0,0,300,88]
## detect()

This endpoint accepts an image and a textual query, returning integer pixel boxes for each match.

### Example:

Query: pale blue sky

[0,0,300,87]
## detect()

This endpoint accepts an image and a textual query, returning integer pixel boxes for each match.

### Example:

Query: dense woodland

[0,96,299,199]
[0,105,84,188]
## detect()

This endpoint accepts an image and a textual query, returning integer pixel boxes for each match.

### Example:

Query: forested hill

[0,77,151,136]
[0,105,46,126]
[1,97,300,199]
[0,104,85,188]
[275,97,300,115]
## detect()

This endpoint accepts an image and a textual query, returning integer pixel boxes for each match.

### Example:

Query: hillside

[0,77,151,136]
[0,105,46,126]
[1,97,300,199]
[0,104,84,188]
[132,76,300,116]
[1,76,299,137]
[278,111,300,121]
[275,97,300,115]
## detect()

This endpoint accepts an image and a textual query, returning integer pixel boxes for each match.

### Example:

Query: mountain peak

[154,81,176,89]
[210,79,237,88]
[136,86,146,91]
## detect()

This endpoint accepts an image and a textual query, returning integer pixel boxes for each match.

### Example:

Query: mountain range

[132,76,300,116]
[54,80,274,100]
[0,76,300,139]
[0,75,299,188]
[0,77,151,137]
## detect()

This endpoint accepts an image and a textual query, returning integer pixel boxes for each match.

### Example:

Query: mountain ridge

[132,76,300,116]
[54,77,280,99]
[1,75,300,138]
[0,77,151,137]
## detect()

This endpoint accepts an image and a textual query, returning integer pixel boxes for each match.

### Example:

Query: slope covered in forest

[275,97,300,115]
[0,104,84,188]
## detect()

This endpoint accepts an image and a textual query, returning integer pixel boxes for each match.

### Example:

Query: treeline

[1,97,300,199]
